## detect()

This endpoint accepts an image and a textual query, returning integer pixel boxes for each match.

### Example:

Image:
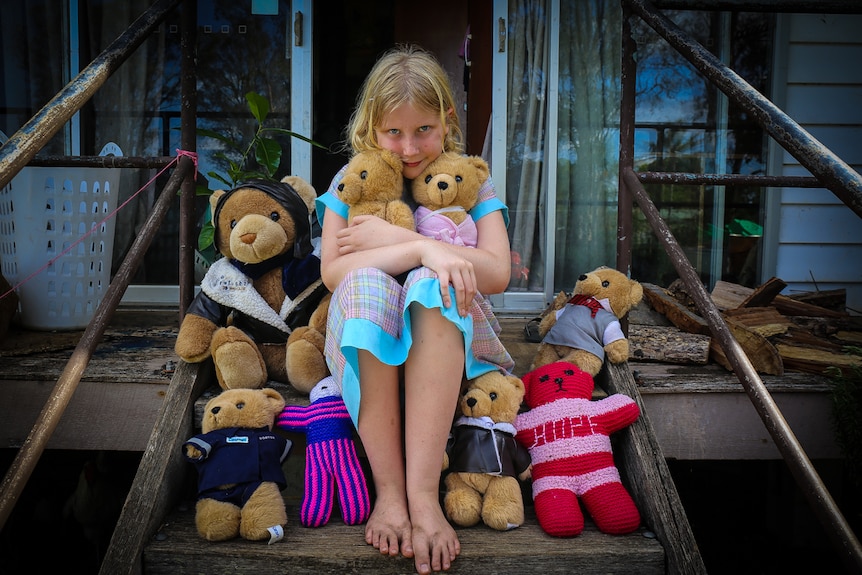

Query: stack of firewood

[629,277,862,376]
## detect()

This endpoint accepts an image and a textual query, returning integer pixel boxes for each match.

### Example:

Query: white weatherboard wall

[775,13,862,314]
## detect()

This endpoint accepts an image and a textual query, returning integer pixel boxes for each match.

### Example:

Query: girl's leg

[403,304,464,574]
[356,350,412,558]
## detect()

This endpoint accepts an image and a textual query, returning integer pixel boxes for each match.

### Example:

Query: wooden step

[142,501,664,574]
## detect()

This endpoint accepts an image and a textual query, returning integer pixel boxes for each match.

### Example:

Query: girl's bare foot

[409,494,460,574]
[365,494,413,558]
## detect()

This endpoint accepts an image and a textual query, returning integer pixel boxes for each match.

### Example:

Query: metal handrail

[619,0,862,571]
[0,0,183,189]
[0,0,194,531]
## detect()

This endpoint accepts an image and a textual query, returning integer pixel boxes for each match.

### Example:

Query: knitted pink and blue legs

[300,438,370,527]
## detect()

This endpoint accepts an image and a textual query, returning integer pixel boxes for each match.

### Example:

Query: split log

[723,307,792,338]
[790,288,846,312]
[710,280,753,310]
[711,280,848,318]
[774,343,862,376]
[738,277,786,308]
[709,317,784,375]
[641,283,709,335]
[629,324,711,364]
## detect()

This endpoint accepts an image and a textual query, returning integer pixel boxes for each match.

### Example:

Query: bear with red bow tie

[514,361,641,537]
[530,266,643,378]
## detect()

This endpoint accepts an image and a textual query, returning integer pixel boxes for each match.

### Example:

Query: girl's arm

[320,208,510,315]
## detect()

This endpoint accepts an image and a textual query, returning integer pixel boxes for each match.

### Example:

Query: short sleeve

[469,176,509,227]
[315,164,350,225]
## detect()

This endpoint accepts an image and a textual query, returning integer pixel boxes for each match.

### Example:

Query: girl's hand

[418,240,476,317]
[335,215,409,254]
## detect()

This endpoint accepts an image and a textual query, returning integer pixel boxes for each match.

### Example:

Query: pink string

[0,150,199,303]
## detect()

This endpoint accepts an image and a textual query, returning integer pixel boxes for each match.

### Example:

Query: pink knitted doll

[275,376,370,527]
[514,361,641,537]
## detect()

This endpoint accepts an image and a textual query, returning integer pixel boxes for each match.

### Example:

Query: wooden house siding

[775,13,862,312]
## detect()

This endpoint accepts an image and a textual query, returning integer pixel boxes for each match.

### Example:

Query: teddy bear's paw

[604,339,630,364]
[482,507,524,531]
[444,491,483,527]
[285,339,328,394]
[195,498,242,541]
[443,475,483,527]
[239,483,288,541]
[567,349,602,378]
[481,478,525,531]
[213,340,267,390]
[175,314,219,362]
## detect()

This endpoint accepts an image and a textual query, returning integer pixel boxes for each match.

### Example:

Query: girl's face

[374,102,451,180]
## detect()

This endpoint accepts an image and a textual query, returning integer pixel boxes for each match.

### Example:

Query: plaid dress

[315,164,515,424]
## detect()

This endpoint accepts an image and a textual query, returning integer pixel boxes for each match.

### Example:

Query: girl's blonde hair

[346,45,464,156]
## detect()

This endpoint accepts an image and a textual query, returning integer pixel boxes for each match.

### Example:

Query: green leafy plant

[825,346,862,487]
[195,91,326,256]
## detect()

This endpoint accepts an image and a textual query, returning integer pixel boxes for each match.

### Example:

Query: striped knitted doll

[275,376,371,527]
[514,361,641,537]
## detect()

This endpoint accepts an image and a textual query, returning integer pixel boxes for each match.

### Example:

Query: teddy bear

[531,266,643,377]
[183,387,292,543]
[174,176,330,394]
[275,375,371,527]
[337,148,415,230]
[410,152,489,247]
[442,371,532,531]
[514,361,641,537]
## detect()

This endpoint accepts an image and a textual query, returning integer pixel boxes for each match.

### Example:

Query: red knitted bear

[514,361,641,537]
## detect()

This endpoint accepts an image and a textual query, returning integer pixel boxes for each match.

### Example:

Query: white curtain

[554,0,621,290]
[505,0,549,292]
[505,0,621,294]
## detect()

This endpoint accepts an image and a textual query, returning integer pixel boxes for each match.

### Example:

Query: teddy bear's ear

[508,374,525,396]
[262,387,286,413]
[379,149,403,174]
[209,189,227,222]
[628,278,644,307]
[468,155,490,182]
[280,175,317,213]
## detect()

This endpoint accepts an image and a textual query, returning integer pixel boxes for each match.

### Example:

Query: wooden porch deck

[0,304,840,574]
[0,305,836,459]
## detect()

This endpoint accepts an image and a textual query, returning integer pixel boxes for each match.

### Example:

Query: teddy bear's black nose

[337,183,344,191]
[466,397,477,408]
[211,406,221,415]
[437,181,449,191]
[578,274,587,281]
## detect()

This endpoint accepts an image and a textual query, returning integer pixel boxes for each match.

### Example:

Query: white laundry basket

[0,142,123,330]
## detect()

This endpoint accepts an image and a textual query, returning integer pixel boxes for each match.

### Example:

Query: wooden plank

[629,324,711,364]
[100,360,215,575]
[641,391,840,460]
[0,380,165,451]
[641,283,709,335]
[709,318,784,376]
[738,277,786,308]
[790,287,846,311]
[710,280,752,311]
[143,503,665,575]
[599,362,707,575]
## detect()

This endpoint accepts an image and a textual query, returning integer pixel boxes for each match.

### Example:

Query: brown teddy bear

[531,266,643,377]
[442,371,532,531]
[337,149,415,230]
[183,387,292,543]
[174,176,330,394]
[410,152,489,247]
